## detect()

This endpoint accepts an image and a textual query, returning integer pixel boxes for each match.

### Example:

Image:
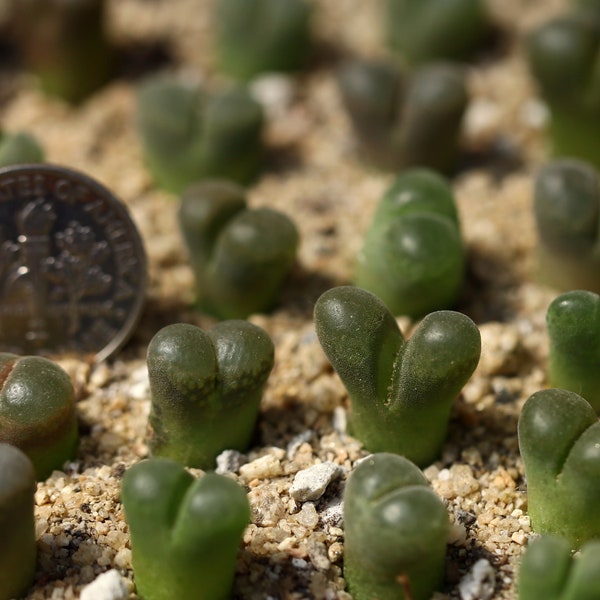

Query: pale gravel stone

[286,431,314,460]
[215,449,246,474]
[289,462,342,502]
[80,570,129,600]
[239,454,283,480]
[459,559,496,600]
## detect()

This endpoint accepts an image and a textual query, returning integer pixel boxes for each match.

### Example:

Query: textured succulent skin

[179,180,299,319]
[527,16,600,166]
[215,0,312,81]
[122,458,250,600]
[518,389,600,548]
[314,286,481,467]
[9,0,114,103]
[385,0,489,64]
[355,168,464,317]
[0,132,44,167]
[344,453,449,600]
[0,443,36,600]
[147,321,274,469]
[533,159,600,293]
[546,290,600,413]
[338,60,467,173]
[137,76,264,193]
[518,535,600,600]
[0,353,78,480]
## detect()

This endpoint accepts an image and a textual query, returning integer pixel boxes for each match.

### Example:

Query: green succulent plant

[137,75,264,194]
[314,286,481,467]
[0,443,36,600]
[385,0,490,64]
[9,0,114,103]
[0,131,44,167]
[0,353,78,480]
[215,0,312,81]
[518,535,600,600]
[355,168,464,318]
[518,388,600,548]
[147,321,274,470]
[343,453,449,600]
[527,14,600,167]
[546,290,600,413]
[121,457,250,600]
[533,159,600,293]
[178,179,299,319]
[338,59,468,173]
[572,0,600,26]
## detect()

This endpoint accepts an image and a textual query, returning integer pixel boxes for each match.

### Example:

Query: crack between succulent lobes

[555,421,598,482]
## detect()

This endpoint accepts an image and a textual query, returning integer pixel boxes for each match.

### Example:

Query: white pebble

[215,449,246,474]
[458,558,496,600]
[289,462,342,502]
[80,570,129,600]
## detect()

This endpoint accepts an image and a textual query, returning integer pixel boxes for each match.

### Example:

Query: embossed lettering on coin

[0,164,147,361]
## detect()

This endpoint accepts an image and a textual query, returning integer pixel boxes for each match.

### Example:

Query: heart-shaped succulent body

[121,457,250,600]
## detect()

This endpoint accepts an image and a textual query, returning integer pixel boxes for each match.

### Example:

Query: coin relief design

[0,164,147,361]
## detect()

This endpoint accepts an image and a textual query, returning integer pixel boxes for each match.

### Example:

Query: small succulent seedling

[122,457,250,600]
[518,535,600,600]
[0,443,36,600]
[518,388,600,548]
[314,286,481,467]
[527,15,600,167]
[546,290,600,413]
[215,0,312,81]
[137,75,264,194]
[344,453,449,600]
[338,59,468,173]
[533,159,600,293]
[9,0,114,103]
[0,353,78,480]
[355,168,464,318]
[147,321,274,470]
[385,0,490,64]
[179,180,299,319]
[0,131,44,167]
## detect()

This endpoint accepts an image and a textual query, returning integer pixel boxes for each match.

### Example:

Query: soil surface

[0,1,578,599]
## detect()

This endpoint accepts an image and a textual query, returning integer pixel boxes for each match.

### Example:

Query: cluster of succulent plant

[518,535,600,600]
[0,443,36,600]
[8,0,114,104]
[533,159,600,294]
[315,285,481,467]
[384,0,491,65]
[343,453,449,600]
[355,168,465,317]
[214,0,312,81]
[526,11,600,167]
[0,352,78,480]
[121,457,250,600]
[146,321,274,470]
[137,75,264,194]
[338,59,468,173]
[0,130,43,167]
[178,180,299,319]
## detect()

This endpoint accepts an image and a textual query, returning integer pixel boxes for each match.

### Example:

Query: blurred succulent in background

[146,321,274,470]
[179,180,299,319]
[215,0,312,81]
[518,535,600,600]
[546,289,600,413]
[355,168,464,318]
[527,14,600,167]
[518,388,600,548]
[344,453,449,600]
[0,353,78,480]
[0,131,44,167]
[9,0,114,103]
[137,76,264,194]
[314,286,481,467]
[122,457,250,600]
[385,0,491,64]
[0,443,36,600]
[533,159,600,293]
[338,59,468,173]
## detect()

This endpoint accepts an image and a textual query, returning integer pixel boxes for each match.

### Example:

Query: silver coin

[0,164,147,362]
